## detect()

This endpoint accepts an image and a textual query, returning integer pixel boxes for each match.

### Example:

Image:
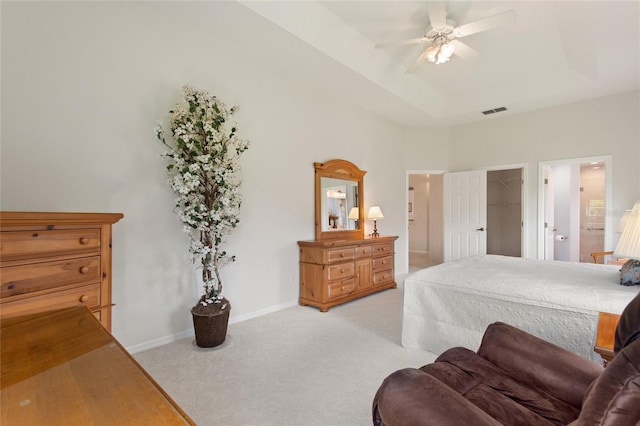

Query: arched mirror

[315,159,365,240]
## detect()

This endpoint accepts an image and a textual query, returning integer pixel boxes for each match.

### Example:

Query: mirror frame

[315,159,366,240]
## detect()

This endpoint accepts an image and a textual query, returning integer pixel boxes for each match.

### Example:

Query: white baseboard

[228,299,299,325]
[127,328,195,354]
[126,299,299,354]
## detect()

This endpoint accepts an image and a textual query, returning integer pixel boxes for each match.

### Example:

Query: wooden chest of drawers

[0,212,123,331]
[298,236,397,312]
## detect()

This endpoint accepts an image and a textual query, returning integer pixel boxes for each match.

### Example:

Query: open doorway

[538,156,612,262]
[487,168,522,257]
[408,173,444,272]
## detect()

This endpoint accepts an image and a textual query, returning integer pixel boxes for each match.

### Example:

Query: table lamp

[368,206,384,238]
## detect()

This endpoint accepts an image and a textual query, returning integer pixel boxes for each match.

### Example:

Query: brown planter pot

[191,298,231,348]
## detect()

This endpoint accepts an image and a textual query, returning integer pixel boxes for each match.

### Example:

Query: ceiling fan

[375,2,515,72]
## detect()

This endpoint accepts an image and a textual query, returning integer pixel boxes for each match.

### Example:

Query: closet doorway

[487,168,523,257]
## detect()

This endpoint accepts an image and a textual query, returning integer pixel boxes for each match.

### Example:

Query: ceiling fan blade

[375,37,430,49]
[451,40,482,62]
[405,49,427,74]
[426,1,447,30]
[455,10,515,38]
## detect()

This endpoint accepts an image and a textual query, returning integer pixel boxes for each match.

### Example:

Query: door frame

[537,155,613,260]
[406,163,528,271]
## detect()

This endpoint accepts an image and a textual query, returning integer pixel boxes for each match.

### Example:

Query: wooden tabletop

[1,306,194,425]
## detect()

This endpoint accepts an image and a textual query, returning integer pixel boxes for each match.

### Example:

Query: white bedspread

[402,255,639,363]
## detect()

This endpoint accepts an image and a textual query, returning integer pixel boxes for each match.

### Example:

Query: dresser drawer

[373,255,393,272]
[327,262,354,281]
[0,283,100,317]
[1,256,101,298]
[328,248,354,263]
[373,270,394,286]
[354,245,372,258]
[373,243,394,257]
[328,279,355,300]
[1,229,101,263]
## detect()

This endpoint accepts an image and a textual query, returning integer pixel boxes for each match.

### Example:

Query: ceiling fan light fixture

[435,54,450,65]
[425,38,455,64]
[424,45,439,62]
[440,42,455,58]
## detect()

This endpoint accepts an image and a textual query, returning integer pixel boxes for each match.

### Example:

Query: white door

[444,170,487,262]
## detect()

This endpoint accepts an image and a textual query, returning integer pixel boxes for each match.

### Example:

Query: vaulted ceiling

[239,1,640,127]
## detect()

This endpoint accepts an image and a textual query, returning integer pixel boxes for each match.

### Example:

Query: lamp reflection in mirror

[348,207,359,229]
[368,206,384,238]
[614,202,640,260]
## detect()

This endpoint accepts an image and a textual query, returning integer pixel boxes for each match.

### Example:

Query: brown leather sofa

[373,293,640,425]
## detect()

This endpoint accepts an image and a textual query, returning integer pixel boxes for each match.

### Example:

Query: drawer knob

[79,295,90,303]
[79,237,90,245]
[340,253,345,257]
[340,269,345,273]
[80,266,90,274]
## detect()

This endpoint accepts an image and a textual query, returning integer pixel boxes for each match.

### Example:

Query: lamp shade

[614,202,640,260]
[348,207,359,220]
[616,209,633,233]
[368,206,384,220]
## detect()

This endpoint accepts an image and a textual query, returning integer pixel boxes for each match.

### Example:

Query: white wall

[0,2,415,350]
[449,91,640,258]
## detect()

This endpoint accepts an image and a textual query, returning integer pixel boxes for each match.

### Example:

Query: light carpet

[134,285,436,426]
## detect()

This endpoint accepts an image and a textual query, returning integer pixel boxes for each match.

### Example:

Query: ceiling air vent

[482,106,508,115]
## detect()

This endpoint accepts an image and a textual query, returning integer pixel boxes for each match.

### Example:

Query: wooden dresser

[298,235,398,312]
[0,211,123,331]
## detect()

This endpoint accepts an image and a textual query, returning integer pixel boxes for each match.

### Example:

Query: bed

[402,255,639,363]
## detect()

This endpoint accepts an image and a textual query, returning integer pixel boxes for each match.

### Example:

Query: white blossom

[155,85,249,300]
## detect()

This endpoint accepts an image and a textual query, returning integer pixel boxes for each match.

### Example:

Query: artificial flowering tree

[155,85,249,346]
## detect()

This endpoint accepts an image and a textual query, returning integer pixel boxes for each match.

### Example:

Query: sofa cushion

[478,322,601,408]
[421,362,556,425]
[372,368,500,426]
[431,347,579,425]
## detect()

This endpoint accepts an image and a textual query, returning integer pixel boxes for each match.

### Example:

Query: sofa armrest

[373,368,500,426]
[477,322,602,409]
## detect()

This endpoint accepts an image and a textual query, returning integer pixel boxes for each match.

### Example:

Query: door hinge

[544,178,548,185]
